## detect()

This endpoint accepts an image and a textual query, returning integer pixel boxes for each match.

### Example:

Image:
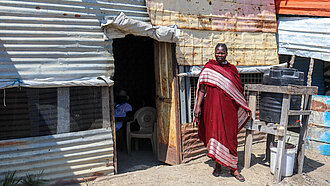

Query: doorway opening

[112,34,162,173]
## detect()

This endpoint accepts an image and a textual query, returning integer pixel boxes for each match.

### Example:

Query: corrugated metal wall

[176,29,278,66]
[0,128,114,182]
[277,16,330,62]
[0,0,149,88]
[308,96,330,156]
[146,0,279,66]
[275,0,330,17]
[0,1,150,182]
[146,0,277,33]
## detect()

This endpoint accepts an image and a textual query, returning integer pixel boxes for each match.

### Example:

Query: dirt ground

[84,141,329,186]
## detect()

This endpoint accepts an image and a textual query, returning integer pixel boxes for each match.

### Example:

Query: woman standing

[193,43,251,182]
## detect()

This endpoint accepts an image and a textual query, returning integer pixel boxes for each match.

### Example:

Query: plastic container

[262,67,304,86]
[259,93,302,126]
[270,142,296,177]
[260,67,304,126]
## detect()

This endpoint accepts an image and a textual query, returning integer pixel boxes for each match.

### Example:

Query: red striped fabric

[208,138,238,169]
[196,67,250,131]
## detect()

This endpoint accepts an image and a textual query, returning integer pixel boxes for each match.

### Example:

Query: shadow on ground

[117,138,164,174]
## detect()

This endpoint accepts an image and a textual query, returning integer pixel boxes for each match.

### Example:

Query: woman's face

[215,46,227,63]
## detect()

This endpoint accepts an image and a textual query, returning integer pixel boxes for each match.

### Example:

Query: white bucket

[270,142,296,177]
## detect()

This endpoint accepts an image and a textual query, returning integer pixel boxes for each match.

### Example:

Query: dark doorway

[112,35,161,173]
[113,34,156,110]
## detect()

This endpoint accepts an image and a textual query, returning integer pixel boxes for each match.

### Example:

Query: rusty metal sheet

[146,0,277,33]
[176,29,279,66]
[275,0,330,17]
[181,123,207,163]
[308,95,330,156]
[0,128,114,183]
[181,124,266,163]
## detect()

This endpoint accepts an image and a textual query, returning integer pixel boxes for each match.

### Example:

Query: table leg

[244,129,253,168]
[266,134,275,162]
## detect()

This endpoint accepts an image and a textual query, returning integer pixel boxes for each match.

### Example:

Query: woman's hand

[194,84,205,119]
[194,106,202,118]
[247,111,252,120]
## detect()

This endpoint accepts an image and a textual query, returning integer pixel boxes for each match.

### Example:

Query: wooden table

[243,84,318,183]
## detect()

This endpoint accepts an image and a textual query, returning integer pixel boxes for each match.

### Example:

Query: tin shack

[0,0,288,184]
[0,0,151,183]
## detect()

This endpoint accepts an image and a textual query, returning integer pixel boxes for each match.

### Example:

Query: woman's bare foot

[230,170,245,182]
[212,163,222,177]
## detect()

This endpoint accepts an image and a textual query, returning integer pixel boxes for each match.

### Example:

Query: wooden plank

[154,42,180,165]
[244,129,253,169]
[57,87,70,134]
[288,110,311,116]
[244,91,256,169]
[274,94,291,183]
[289,55,295,68]
[245,120,278,135]
[101,87,110,129]
[172,43,182,164]
[266,134,275,162]
[244,84,318,95]
[307,58,314,87]
[297,95,312,174]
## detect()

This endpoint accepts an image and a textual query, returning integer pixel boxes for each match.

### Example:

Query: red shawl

[194,60,250,170]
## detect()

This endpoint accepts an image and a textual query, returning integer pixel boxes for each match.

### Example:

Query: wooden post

[178,67,187,124]
[307,58,314,87]
[289,55,295,68]
[244,91,257,169]
[186,75,192,123]
[102,87,111,128]
[297,95,312,174]
[266,134,275,162]
[57,87,70,134]
[274,94,291,183]
[109,86,117,174]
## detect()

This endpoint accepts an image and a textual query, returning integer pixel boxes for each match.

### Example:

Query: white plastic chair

[126,107,157,154]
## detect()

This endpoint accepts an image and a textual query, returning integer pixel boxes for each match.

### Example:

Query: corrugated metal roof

[275,0,330,17]
[277,16,330,62]
[146,0,277,33]
[176,29,279,66]
[0,128,114,183]
[0,0,149,88]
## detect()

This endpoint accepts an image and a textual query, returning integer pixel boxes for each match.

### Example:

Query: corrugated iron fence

[0,128,114,182]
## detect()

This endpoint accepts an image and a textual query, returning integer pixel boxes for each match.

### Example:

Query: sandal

[230,172,245,182]
[212,169,221,177]
[212,163,222,177]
